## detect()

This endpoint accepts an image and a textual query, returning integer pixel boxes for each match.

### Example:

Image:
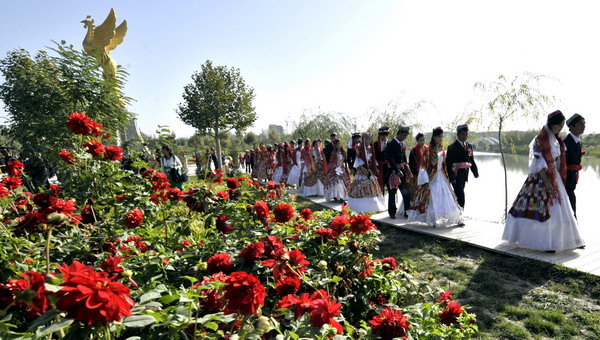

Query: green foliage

[0,41,132,160]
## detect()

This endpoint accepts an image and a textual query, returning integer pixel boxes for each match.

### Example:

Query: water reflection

[465,152,596,228]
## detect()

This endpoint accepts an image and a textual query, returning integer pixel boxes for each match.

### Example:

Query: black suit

[374,140,389,192]
[446,140,479,208]
[564,133,582,216]
[347,148,357,171]
[324,143,334,164]
[385,138,411,217]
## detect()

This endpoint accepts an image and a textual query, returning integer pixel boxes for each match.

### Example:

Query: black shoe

[545,250,556,253]
[577,245,586,249]
[389,215,396,220]
[457,222,465,227]
[403,213,408,218]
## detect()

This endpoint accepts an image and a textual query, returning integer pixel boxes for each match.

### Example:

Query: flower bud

[123,270,133,277]
[318,260,328,270]
[336,265,345,274]
[197,261,207,270]
[47,213,68,225]
[254,315,271,334]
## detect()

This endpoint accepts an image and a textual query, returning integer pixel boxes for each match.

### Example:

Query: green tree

[0,42,132,159]
[243,131,258,146]
[177,60,256,169]
[290,110,354,142]
[473,73,555,219]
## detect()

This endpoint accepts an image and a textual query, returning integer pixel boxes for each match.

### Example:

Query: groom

[385,126,411,219]
[446,124,479,211]
[564,113,585,217]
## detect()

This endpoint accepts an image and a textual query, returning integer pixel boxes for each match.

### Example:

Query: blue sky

[1,1,599,137]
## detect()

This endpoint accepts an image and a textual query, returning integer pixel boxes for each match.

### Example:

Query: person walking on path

[502,110,585,252]
[446,124,479,211]
[385,126,412,219]
[564,113,585,218]
[374,126,390,193]
[160,145,184,190]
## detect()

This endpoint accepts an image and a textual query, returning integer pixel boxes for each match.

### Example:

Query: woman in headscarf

[303,139,326,196]
[502,110,584,252]
[407,127,462,227]
[348,132,387,212]
[287,139,303,187]
[324,138,350,202]
[409,133,427,197]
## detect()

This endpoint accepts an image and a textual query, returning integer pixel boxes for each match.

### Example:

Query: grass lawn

[296,197,600,340]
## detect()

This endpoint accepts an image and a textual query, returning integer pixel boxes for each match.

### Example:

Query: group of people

[256,110,587,253]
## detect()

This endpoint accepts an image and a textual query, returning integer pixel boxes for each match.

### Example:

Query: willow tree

[474,73,555,219]
[177,60,256,169]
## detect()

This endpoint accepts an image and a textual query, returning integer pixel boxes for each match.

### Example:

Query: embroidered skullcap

[352,132,361,139]
[415,132,424,140]
[547,110,565,126]
[378,126,390,135]
[330,132,338,137]
[566,113,584,127]
[397,126,410,134]
[432,127,444,137]
[297,138,304,144]
[456,124,469,133]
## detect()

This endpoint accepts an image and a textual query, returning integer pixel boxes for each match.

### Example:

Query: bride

[407,127,463,227]
[502,110,584,252]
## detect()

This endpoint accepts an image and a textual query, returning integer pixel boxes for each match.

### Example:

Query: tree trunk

[215,127,223,170]
[498,119,508,221]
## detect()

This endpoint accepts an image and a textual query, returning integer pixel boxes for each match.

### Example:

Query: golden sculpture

[81,8,127,80]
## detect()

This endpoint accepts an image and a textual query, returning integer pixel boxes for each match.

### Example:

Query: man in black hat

[324,132,337,162]
[564,113,585,217]
[385,126,411,219]
[346,133,361,173]
[446,124,478,212]
[374,126,390,192]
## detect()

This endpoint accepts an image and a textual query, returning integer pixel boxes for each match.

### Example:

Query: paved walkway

[293,190,600,277]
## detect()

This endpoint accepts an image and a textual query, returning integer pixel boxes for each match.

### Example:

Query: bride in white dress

[407,127,462,227]
[502,111,584,252]
[348,133,386,213]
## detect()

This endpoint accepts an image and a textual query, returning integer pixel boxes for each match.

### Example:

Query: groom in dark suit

[446,124,479,212]
[564,113,585,217]
[385,126,411,219]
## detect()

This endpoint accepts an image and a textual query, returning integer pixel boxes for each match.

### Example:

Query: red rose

[56,261,135,325]
[20,271,52,317]
[6,160,24,176]
[103,145,123,161]
[253,201,269,220]
[13,211,42,235]
[350,214,377,234]
[83,139,104,157]
[274,203,295,223]
[124,209,143,229]
[226,178,239,189]
[49,184,62,196]
[223,271,267,315]
[192,272,227,312]
[300,208,313,220]
[330,215,349,235]
[33,193,51,209]
[215,191,229,200]
[59,150,77,165]
[314,228,337,242]
[310,296,343,334]
[207,253,235,274]
[238,242,265,261]
[275,275,301,296]
[41,196,76,218]
[167,187,183,201]
[1,176,22,190]
[216,214,233,234]
[100,256,124,277]
[437,290,453,305]
[439,300,464,325]
[262,249,309,281]
[276,292,314,319]
[369,307,410,340]
[66,112,97,136]
[261,236,285,259]
[381,257,397,271]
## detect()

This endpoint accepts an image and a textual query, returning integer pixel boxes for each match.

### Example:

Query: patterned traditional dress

[324,150,350,201]
[407,147,462,227]
[502,126,584,251]
[255,149,270,181]
[303,148,326,196]
[348,149,386,213]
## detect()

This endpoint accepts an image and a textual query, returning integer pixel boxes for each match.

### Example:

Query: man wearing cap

[324,133,337,162]
[385,126,411,219]
[446,124,479,211]
[374,126,390,192]
[564,114,586,217]
[347,133,362,174]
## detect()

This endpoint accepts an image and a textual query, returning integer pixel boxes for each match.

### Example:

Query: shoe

[389,215,396,220]
[545,250,556,253]
[577,245,586,249]
[403,213,408,218]
[457,222,465,227]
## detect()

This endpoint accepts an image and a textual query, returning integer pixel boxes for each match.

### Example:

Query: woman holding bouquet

[407,127,462,227]
[348,133,386,212]
[502,110,584,252]
[324,138,350,202]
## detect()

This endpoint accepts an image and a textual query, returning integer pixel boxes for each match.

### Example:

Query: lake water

[464,152,598,227]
